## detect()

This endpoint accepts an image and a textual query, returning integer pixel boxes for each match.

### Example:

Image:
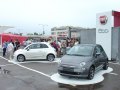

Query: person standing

[57,40,61,57]
[74,39,79,45]
[2,41,7,57]
[61,41,67,55]
[7,41,14,60]
[14,39,20,51]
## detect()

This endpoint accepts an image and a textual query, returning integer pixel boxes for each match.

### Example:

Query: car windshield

[67,45,93,56]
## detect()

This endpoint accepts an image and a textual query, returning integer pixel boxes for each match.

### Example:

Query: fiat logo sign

[99,16,108,25]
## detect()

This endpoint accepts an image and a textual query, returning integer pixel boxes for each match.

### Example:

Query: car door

[39,43,49,59]
[94,45,105,70]
[93,46,101,68]
[25,44,41,59]
[98,45,108,65]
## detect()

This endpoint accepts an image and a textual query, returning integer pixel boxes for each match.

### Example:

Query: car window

[96,45,104,53]
[98,45,104,52]
[98,45,107,57]
[67,45,93,56]
[40,44,48,48]
[29,44,41,49]
[96,46,101,53]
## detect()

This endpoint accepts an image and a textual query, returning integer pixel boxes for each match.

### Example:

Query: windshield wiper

[66,54,72,55]
[67,54,85,56]
[73,54,85,56]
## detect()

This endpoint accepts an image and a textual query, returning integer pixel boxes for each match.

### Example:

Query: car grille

[63,67,74,72]
[59,66,81,75]
[60,70,80,75]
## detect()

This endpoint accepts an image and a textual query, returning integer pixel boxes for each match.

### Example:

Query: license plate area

[63,67,74,72]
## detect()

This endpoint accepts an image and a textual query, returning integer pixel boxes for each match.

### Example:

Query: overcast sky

[0,0,120,35]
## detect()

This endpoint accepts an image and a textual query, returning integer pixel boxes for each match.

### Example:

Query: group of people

[2,39,20,60]
[4,37,79,59]
[48,38,79,57]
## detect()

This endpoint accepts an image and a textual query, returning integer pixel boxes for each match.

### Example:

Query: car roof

[31,42,49,44]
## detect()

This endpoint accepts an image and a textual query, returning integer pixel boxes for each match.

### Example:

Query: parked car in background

[13,42,56,62]
[58,44,108,80]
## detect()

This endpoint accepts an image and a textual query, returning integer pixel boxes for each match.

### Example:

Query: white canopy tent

[0,26,14,33]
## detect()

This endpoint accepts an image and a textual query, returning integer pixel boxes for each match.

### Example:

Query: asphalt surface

[0,55,120,90]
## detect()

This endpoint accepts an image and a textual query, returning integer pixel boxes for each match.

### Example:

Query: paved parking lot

[0,56,120,90]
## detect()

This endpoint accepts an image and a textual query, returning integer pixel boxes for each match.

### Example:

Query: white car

[13,42,57,62]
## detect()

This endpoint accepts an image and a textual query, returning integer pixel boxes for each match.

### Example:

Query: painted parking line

[0,56,9,61]
[0,63,15,67]
[15,63,50,78]
[0,56,51,78]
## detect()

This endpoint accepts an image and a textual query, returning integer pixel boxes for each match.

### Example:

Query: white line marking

[109,62,120,65]
[0,56,9,61]
[11,61,56,64]
[109,73,118,76]
[0,64,15,67]
[15,63,50,78]
[0,56,50,78]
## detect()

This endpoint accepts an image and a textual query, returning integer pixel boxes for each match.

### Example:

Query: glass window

[29,44,41,49]
[95,45,104,54]
[40,44,48,48]
[96,46,101,53]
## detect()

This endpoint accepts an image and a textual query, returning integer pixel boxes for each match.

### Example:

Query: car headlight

[80,62,86,67]
[58,59,61,64]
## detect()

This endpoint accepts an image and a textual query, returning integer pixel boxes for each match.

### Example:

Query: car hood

[14,49,26,55]
[60,55,92,65]
[16,49,25,52]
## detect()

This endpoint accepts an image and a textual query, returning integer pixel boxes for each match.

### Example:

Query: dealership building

[51,26,95,41]
[96,10,120,61]
[51,11,120,61]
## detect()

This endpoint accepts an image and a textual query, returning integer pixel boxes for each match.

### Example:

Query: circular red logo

[99,16,108,25]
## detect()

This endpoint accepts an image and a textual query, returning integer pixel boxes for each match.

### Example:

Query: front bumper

[58,66,88,78]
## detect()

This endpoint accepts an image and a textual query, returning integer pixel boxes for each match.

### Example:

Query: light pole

[38,24,48,35]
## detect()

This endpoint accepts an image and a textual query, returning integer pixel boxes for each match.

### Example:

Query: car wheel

[58,83,64,88]
[103,61,108,70]
[17,54,25,62]
[87,66,95,80]
[47,54,55,61]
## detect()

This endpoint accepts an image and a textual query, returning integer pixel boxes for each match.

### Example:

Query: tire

[87,66,95,80]
[58,83,64,88]
[103,61,108,70]
[47,54,55,61]
[17,54,25,62]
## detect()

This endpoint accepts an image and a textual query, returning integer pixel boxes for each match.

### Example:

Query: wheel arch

[47,53,55,58]
[17,54,26,61]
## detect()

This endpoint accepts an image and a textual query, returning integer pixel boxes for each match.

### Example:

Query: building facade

[51,26,96,41]
[51,26,84,39]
